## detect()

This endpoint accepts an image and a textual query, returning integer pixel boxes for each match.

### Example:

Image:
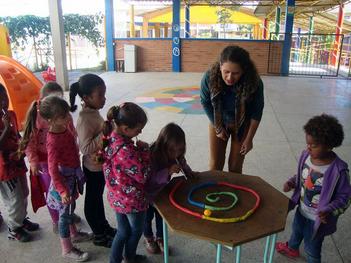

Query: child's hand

[188,171,200,179]
[61,193,72,204]
[30,165,39,176]
[1,112,10,129]
[136,140,148,149]
[318,211,328,224]
[169,164,181,175]
[283,181,294,192]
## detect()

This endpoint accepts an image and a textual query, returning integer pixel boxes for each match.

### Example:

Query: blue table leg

[163,220,169,263]
[269,234,277,263]
[264,234,277,263]
[216,244,222,263]
[235,246,241,263]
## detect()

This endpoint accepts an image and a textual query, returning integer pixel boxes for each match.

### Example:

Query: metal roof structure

[127,0,351,33]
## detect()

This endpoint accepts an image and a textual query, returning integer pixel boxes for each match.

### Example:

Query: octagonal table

[154,170,289,263]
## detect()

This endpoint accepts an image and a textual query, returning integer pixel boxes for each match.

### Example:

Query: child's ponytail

[69,82,79,112]
[102,105,119,137]
[18,101,39,156]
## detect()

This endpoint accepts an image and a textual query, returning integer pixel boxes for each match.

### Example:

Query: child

[102,102,150,263]
[0,84,39,242]
[276,114,351,263]
[70,74,115,247]
[39,95,91,261]
[144,122,198,254]
[19,82,80,234]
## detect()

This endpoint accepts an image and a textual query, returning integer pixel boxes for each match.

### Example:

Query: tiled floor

[0,72,350,263]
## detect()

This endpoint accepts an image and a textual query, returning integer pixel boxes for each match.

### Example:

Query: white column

[48,0,69,90]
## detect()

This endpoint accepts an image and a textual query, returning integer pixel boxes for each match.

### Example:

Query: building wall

[114,39,283,74]
[115,39,172,72]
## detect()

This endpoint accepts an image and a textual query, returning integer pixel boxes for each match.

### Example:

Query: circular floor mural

[135,86,203,114]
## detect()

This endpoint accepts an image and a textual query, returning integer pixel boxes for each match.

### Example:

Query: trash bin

[124,44,137,72]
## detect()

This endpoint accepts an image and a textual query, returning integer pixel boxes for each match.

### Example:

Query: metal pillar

[281,0,295,76]
[105,0,115,71]
[48,0,69,90]
[172,0,181,72]
[332,4,344,66]
[185,4,190,38]
[130,5,135,38]
[275,6,281,40]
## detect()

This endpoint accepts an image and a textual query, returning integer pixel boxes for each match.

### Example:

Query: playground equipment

[0,24,12,57]
[0,55,42,130]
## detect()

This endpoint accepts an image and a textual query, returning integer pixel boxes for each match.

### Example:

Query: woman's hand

[216,129,228,141]
[240,139,253,155]
[61,193,72,204]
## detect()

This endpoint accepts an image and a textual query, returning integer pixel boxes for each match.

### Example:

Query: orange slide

[0,55,42,130]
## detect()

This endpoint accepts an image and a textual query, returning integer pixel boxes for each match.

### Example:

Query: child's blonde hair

[18,82,64,155]
[39,95,70,121]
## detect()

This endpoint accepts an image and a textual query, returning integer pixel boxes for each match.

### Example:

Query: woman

[200,45,264,173]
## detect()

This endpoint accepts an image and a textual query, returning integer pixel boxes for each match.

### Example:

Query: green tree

[0,14,103,70]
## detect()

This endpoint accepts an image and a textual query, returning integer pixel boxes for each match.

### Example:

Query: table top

[154,170,290,247]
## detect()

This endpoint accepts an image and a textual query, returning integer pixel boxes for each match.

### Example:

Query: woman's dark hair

[303,114,344,148]
[39,96,70,121]
[102,102,147,137]
[69,73,105,112]
[209,45,259,99]
[151,122,186,169]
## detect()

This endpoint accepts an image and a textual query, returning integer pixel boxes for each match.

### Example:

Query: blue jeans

[288,209,324,263]
[59,202,76,238]
[110,211,146,263]
[144,205,163,239]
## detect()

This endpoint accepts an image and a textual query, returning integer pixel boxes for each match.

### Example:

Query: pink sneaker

[276,242,300,258]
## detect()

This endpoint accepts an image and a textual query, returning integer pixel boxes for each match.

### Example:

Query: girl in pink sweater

[102,102,151,263]
[19,82,80,233]
[39,95,91,262]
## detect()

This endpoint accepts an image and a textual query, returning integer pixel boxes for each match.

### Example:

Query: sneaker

[71,231,93,243]
[8,227,31,242]
[22,217,40,231]
[53,223,59,234]
[72,213,81,224]
[123,254,147,263]
[104,225,117,239]
[276,242,300,258]
[63,247,89,262]
[93,234,112,248]
[144,237,159,254]
[156,237,164,252]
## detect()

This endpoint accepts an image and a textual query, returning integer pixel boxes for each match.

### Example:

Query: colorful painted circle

[135,86,203,114]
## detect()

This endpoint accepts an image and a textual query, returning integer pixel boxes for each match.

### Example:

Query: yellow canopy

[146,6,262,25]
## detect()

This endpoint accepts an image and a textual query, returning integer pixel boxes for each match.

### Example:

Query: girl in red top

[39,95,90,262]
[19,82,81,234]
[102,102,151,263]
[0,84,39,242]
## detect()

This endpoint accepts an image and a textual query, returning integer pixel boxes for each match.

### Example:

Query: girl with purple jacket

[276,114,351,263]
[143,123,199,254]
